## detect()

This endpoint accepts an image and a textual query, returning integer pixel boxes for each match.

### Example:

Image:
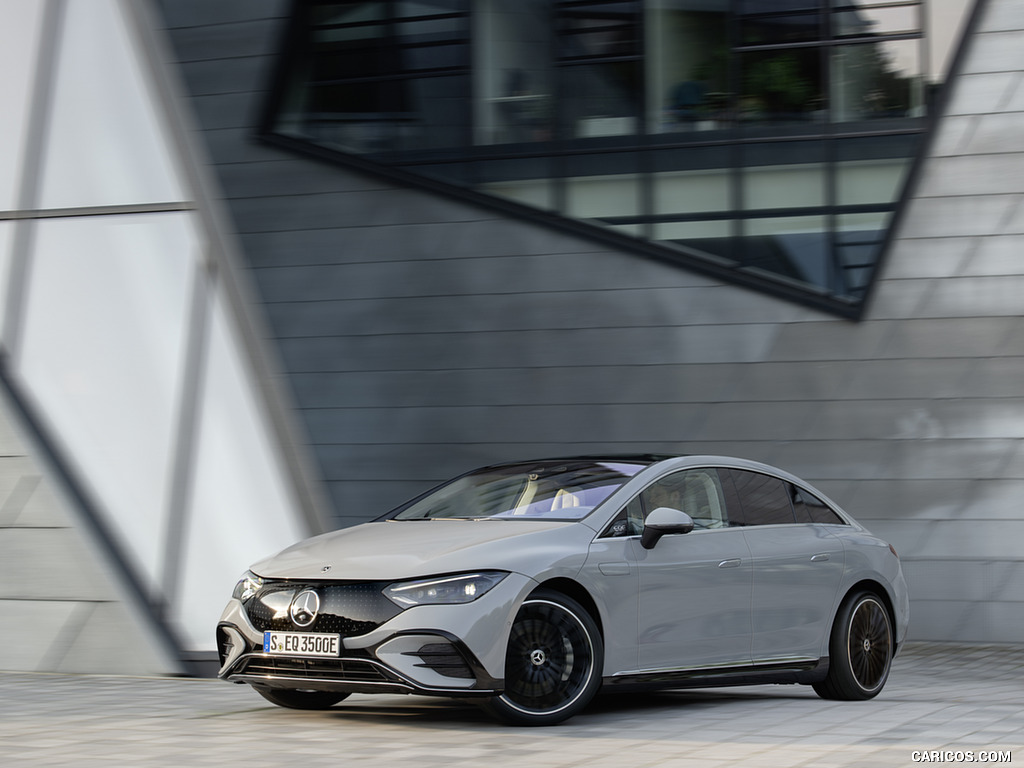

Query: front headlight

[231,571,263,602]
[383,571,507,607]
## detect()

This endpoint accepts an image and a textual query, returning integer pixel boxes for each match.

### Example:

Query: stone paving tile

[0,643,1020,767]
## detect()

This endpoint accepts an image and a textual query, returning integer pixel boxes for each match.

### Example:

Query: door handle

[811,553,830,562]
[718,558,741,568]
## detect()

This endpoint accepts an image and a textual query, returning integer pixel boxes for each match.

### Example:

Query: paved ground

[1,643,1021,767]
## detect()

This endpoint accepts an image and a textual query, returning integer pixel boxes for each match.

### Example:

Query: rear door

[722,469,845,663]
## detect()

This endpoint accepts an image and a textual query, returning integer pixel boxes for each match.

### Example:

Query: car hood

[249,519,596,581]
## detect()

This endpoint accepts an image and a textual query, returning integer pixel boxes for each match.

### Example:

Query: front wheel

[253,686,350,710]
[813,591,893,700]
[482,590,603,726]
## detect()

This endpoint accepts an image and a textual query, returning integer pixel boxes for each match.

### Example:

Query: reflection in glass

[264,0,976,307]
[742,162,827,211]
[655,219,735,263]
[654,170,730,216]
[557,1,642,139]
[568,174,641,219]
[836,157,909,206]
[474,1,553,145]
[273,1,470,155]
[740,10,822,46]
[837,212,888,293]
[646,0,729,135]
[740,49,826,125]
[390,460,646,521]
[832,39,923,122]
[743,215,829,290]
[834,4,919,38]
[478,178,556,211]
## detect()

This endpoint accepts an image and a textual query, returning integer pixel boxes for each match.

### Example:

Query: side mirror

[640,507,695,550]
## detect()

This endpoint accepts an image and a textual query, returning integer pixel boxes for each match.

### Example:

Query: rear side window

[790,484,846,525]
[723,469,795,526]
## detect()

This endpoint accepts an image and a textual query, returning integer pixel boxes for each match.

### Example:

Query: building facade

[1,0,1022,674]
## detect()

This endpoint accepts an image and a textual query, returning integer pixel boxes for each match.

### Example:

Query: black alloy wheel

[482,590,603,726]
[814,591,893,700]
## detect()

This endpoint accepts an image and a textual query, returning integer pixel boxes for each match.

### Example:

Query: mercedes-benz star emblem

[289,589,320,628]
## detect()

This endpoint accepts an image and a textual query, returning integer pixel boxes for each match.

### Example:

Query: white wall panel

[172,289,306,650]
[19,213,195,589]
[38,0,185,209]
[0,1,44,211]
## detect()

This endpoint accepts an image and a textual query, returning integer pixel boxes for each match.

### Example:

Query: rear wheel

[253,686,351,710]
[814,591,893,700]
[482,590,603,726]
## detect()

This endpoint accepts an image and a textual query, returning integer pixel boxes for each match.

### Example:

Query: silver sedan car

[217,455,909,725]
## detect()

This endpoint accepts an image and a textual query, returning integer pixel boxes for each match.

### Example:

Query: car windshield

[388,460,648,521]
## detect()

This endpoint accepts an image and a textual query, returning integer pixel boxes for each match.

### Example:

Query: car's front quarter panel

[343,570,537,684]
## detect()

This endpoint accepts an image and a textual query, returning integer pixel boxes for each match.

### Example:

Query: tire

[813,591,893,701]
[482,590,603,726]
[252,686,351,710]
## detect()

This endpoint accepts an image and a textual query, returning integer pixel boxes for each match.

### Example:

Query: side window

[790,484,847,525]
[640,469,730,529]
[724,470,795,526]
[600,496,645,538]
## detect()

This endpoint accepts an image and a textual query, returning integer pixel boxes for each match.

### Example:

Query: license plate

[263,631,341,658]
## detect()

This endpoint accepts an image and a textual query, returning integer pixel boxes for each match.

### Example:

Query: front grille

[238,654,396,684]
[244,581,401,636]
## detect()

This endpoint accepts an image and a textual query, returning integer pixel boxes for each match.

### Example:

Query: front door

[633,469,753,671]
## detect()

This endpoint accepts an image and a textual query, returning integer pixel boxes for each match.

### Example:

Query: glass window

[742,161,827,210]
[739,48,826,126]
[646,0,729,135]
[741,215,830,291]
[833,3,920,39]
[724,470,795,526]
[836,215,886,294]
[273,1,470,155]
[740,10,823,46]
[654,219,735,263]
[557,1,642,139]
[263,0,977,313]
[832,40,924,122]
[390,460,646,520]
[641,469,731,529]
[790,484,846,524]
[567,172,641,219]
[601,495,645,537]
[474,1,553,145]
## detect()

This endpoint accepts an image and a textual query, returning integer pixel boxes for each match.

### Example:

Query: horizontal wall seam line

[162,19,288,33]
[296,397,1024,410]
[308,437,1024,446]
[0,202,196,221]
[0,597,117,604]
